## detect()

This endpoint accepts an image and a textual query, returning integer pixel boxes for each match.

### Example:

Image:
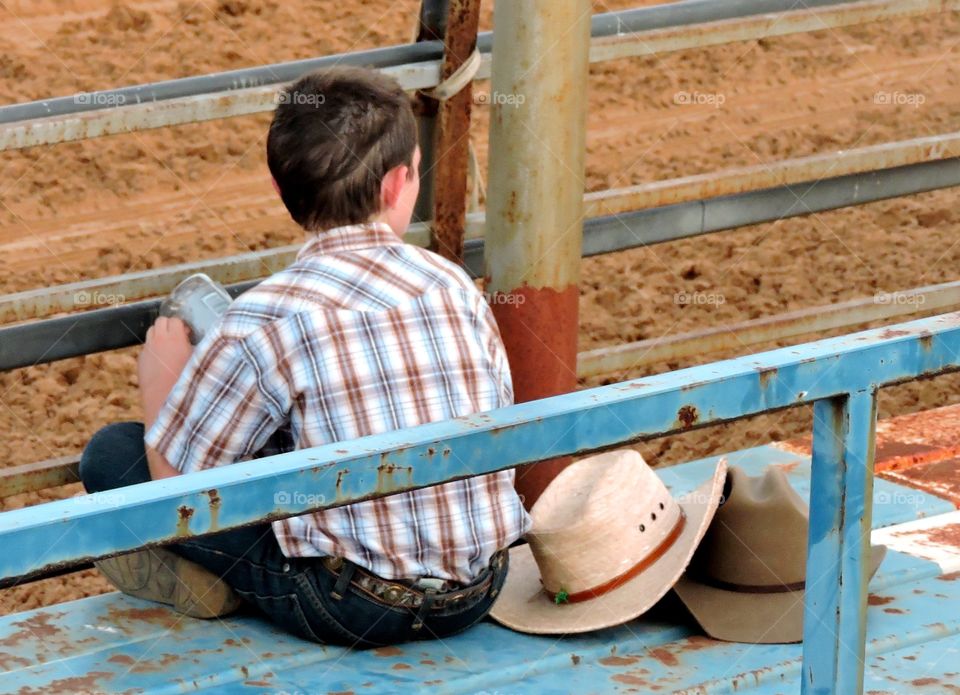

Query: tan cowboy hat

[674,465,887,644]
[489,449,727,634]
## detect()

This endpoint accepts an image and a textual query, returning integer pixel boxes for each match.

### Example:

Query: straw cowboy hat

[674,465,887,644]
[489,449,727,634]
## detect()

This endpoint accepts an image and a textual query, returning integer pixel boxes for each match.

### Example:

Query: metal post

[485,1,591,507]
[412,0,448,223]
[803,391,878,695]
[427,0,483,261]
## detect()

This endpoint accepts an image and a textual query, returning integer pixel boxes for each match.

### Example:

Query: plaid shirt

[146,223,531,583]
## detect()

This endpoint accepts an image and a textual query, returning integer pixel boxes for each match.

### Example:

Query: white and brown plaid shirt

[145,222,531,583]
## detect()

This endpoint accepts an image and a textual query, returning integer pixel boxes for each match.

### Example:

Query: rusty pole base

[492,284,580,509]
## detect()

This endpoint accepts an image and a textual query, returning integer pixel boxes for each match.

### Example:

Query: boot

[96,547,242,619]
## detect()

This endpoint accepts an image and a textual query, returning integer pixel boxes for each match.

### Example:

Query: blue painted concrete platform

[1,446,957,694]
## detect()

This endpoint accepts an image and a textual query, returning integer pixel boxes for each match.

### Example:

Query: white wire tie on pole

[421,48,482,101]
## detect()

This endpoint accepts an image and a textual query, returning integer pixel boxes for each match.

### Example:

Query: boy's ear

[380,163,410,211]
[271,177,281,197]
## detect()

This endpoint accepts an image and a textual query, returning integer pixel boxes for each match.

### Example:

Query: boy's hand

[139,317,193,427]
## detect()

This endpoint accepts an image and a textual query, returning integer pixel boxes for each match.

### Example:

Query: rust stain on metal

[874,440,939,470]
[376,461,414,493]
[924,523,960,547]
[757,366,777,389]
[335,468,350,498]
[373,645,403,657]
[677,635,714,651]
[425,0,482,263]
[106,605,185,632]
[919,332,934,351]
[107,654,135,665]
[676,405,699,429]
[611,673,650,686]
[881,455,960,506]
[775,460,801,475]
[878,329,910,339]
[420,659,436,665]
[647,647,679,667]
[884,607,906,614]
[489,294,579,501]
[937,571,960,581]
[600,655,640,666]
[206,489,221,530]
[176,505,195,536]
[0,652,30,670]
[493,285,579,403]
[16,672,114,695]
[570,654,581,666]
[132,652,180,674]
[868,594,895,606]
[391,663,412,670]
[744,666,775,688]
[0,611,64,647]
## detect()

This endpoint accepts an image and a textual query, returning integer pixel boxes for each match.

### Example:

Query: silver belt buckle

[412,577,449,592]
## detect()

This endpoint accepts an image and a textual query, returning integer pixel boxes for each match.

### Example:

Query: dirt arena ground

[1,0,959,611]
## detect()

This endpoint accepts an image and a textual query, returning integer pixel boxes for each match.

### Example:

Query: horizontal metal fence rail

[0,456,81,499]
[583,131,960,218]
[0,248,300,325]
[4,131,958,325]
[0,0,890,124]
[3,155,958,372]
[2,312,959,694]
[2,0,954,150]
[577,277,960,376]
[6,276,957,500]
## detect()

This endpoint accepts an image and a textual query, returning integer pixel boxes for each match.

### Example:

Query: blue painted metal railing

[3,312,960,694]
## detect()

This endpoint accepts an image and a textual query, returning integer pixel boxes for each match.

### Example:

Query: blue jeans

[79,422,508,647]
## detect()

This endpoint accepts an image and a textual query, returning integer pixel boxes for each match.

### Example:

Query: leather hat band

[695,575,805,594]
[545,510,687,605]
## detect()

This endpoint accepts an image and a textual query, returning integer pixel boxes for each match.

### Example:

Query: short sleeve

[144,334,287,475]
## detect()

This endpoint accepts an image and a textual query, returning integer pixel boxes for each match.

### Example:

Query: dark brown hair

[267,66,417,231]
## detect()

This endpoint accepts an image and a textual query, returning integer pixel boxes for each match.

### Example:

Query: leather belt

[320,550,505,611]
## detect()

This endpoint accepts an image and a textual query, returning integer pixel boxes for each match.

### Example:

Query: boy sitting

[80,66,531,647]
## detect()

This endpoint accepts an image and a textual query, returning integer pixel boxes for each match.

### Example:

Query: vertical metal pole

[412,0,448,223]
[428,0,483,262]
[803,391,878,695]
[485,1,591,507]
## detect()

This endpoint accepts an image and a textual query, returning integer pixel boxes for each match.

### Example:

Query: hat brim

[673,544,887,644]
[489,459,728,635]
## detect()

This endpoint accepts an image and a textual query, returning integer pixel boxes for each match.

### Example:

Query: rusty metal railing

[4,313,960,695]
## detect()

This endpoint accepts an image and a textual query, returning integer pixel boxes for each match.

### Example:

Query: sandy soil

[1,0,959,612]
